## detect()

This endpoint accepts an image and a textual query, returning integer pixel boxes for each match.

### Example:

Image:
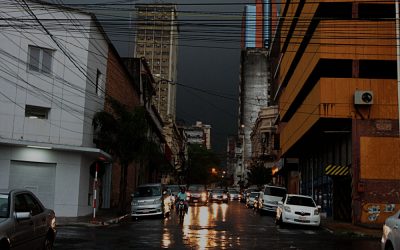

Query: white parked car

[276,194,321,227]
[381,210,400,250]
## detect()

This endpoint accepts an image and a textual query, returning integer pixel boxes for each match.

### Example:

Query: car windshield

[188,186,205,192]
[213,190,224,194]
[265,187,286,197]
[135,186,161,197]
[286,196,316,207]
[249,193,259,198]
[167,186,180,194]
[0,194,9,218]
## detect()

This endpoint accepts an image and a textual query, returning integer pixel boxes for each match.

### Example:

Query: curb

[322,225,381,239]
[57,214,130,227]
[104,214,130,225]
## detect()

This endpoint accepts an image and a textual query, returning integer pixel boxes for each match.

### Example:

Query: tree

[92,97,150,213]
[186,144,220,185]
[246,163,272,188]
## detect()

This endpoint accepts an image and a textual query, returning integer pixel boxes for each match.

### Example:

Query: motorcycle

[177,199,186,224]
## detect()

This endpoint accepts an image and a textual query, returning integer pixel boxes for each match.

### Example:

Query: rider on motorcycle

[176,186,188,214]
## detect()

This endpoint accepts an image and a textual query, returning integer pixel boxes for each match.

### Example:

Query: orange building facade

[271,0,400,225]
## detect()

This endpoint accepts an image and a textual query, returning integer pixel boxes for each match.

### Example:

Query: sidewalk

[321,218,382,239]
[57,209,129,227]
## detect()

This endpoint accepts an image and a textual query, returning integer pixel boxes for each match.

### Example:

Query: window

[25,105,50,119]
[23,194,43,216]
[14,194,28,212]
[95,70,103,96]
[28,45,53,74]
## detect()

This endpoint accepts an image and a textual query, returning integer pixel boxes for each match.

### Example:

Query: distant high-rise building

[134,4,178,122]
[184,121,212,150]
[241,0,271,49]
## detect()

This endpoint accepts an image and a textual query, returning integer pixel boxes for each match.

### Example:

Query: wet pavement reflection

[55,201,381,249]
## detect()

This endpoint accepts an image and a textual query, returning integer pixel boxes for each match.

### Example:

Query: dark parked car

[0,189,57,250]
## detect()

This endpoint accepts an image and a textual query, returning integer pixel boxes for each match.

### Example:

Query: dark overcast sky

[59,0,248,155]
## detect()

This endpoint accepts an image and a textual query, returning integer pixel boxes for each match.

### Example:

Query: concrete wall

[0,1,106,147]
[0,145,98,217]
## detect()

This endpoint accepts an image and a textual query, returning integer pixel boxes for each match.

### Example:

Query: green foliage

[92,97,152,213]
[246,163,272,188]
[93,97,149,166]
[186,144,220,185]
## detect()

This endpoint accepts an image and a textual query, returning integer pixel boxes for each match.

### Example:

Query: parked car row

[241,185,322,227]
[131,183,237,219]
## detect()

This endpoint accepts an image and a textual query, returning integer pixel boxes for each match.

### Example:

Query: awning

[325,164,350,176]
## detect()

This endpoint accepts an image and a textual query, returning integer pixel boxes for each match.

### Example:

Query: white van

[131,183,165,218]
[259,185,287,214]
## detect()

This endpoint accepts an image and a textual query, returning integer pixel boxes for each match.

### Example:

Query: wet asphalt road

[54,201,381,249]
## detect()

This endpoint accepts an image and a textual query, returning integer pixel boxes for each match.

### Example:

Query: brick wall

[105,45,141,209]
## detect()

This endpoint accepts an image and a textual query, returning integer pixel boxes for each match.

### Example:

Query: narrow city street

[54,201,381,249]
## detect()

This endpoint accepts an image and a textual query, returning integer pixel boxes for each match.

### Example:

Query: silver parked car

[381,209,400,250]
[0,189,57,250]
[131,183,165,219]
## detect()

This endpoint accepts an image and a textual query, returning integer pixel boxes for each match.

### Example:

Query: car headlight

[51,217,56,229]
[284,206,291,212]
[131,201,139,206]
[314,208,319,215]
[153,199,162,204]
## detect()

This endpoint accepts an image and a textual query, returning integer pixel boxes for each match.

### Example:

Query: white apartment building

[0,0,111,217]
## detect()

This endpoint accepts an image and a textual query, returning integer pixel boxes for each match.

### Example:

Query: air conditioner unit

[354,90,373,105]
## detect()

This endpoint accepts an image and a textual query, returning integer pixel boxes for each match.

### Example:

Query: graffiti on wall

[361,203,398,224]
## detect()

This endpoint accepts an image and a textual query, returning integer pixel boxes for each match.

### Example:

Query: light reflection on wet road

[55,201,381,249]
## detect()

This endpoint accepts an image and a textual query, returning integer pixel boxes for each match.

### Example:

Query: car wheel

[385,242,394,250]
[43,233,54,250]
[0,239,10,250]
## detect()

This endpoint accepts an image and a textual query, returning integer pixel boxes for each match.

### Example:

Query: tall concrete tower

[237,3,271,182]
[134,4,178,122]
